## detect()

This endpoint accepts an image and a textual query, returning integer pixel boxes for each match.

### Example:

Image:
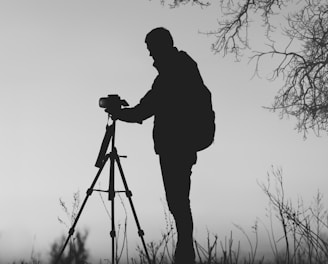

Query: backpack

[155,50,215,153]
[193,85,216,152]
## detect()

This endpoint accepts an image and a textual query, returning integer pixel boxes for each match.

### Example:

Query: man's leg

[159,152,197,264]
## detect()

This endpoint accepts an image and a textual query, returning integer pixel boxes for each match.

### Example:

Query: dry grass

[11,167,328,264]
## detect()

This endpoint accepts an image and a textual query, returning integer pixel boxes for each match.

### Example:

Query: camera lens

[99,97,108,108]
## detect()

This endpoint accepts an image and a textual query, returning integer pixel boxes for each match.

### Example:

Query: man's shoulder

[177,50,197,67]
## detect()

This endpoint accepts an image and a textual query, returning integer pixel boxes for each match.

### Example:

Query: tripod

[56,117,151,264]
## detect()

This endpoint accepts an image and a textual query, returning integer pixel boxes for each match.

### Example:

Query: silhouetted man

[112,27,209,264]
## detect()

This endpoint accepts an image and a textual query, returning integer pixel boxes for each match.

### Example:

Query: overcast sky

[1,1,328,263]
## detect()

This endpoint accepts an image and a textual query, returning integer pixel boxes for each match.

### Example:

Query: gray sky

[1,1,328,262]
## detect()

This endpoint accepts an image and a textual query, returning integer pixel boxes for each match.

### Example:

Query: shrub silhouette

[49,230,89,264]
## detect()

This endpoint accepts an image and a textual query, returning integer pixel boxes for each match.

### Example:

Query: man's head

[145,27,174,62]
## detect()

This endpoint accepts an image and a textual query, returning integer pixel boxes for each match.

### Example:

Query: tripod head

[96,94,129,168]
[95,120,116,168]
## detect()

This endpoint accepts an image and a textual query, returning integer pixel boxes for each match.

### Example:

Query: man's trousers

[159,151,197,263]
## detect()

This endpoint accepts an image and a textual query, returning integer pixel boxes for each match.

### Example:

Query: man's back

[141,48,205,153]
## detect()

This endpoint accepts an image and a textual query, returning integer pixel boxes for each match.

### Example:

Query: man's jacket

[119,48,206,154]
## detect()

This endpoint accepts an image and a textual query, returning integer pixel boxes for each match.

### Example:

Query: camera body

[99,94,129,114]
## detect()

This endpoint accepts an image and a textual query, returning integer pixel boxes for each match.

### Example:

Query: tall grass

[11,168,328,264]
[258,167,328,264]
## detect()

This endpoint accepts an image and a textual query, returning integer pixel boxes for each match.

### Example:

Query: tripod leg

[55,155,109,264]
[113,149,152,264]
[109,150,116,264]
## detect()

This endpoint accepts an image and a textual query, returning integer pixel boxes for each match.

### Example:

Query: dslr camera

[99,94,129,114]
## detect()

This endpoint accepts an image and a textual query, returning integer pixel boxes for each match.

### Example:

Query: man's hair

[145,27,174,48]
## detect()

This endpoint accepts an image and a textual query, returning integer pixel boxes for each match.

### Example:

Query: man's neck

[153,47,178,73]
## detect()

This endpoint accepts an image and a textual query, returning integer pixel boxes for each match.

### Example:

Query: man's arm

[114,89,155,124]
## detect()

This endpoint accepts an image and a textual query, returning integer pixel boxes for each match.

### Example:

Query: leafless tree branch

[250,1,328,136]
[157,0,328,136]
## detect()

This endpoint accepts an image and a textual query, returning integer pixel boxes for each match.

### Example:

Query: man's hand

[104,107,121,120]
